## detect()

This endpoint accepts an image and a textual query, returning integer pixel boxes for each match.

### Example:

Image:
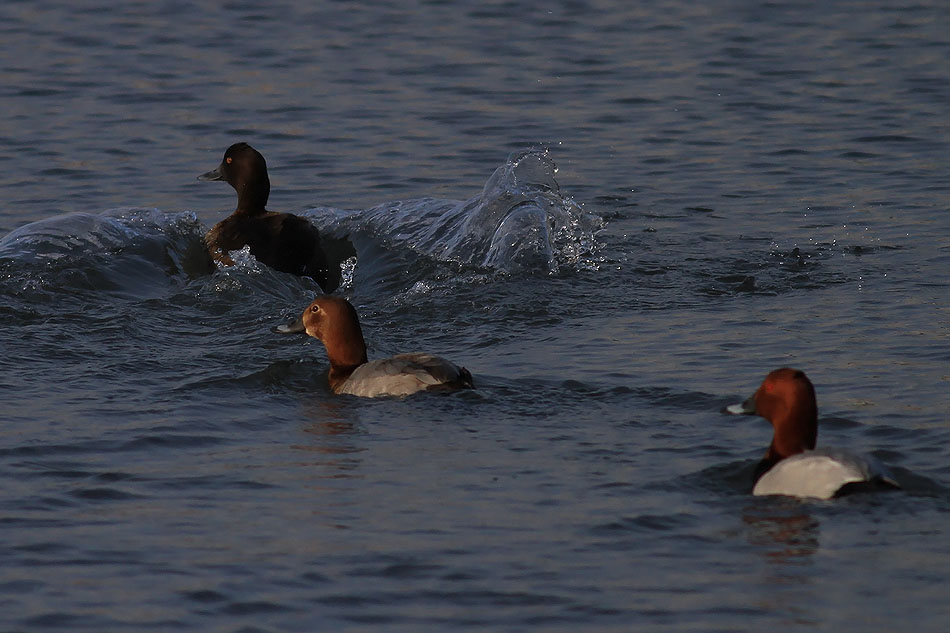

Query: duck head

[726,368,818,463]
[277,296,369,371]
[198,142,270,214]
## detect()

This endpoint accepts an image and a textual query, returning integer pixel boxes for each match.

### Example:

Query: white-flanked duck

[725,368,899,499]
[277,296,473,398]
[198,142,341,292]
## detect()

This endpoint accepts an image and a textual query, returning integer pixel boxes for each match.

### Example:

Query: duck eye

[225,157,233,164]
[310,305,320,313]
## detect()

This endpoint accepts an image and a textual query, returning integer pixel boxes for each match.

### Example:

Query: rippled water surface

[1,1,948,631]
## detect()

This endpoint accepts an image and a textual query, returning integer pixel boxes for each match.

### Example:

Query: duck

[725,368,899,499]
[276,296,474,398]
[198,142,340,292]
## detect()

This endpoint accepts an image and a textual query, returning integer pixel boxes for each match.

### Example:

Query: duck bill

[197,166,223,182]
[724,393,757,415]
[274,315,307,335]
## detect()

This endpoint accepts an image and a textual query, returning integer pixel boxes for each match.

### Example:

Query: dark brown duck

[198,142,340,292]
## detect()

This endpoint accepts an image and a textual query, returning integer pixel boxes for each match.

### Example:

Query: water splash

[0,207,210,299]
[337,256,358,291]
[308,149,604,276]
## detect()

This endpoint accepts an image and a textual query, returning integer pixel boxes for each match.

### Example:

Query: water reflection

[292,397,366,475]
[740,501,822,627]
[742,501,820,564]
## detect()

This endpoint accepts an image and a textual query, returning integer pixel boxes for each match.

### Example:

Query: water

[1,1,948,631]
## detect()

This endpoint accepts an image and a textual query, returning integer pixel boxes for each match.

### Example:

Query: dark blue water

[1,1,949,631]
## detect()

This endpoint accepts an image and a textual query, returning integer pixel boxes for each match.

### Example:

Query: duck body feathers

[337,353,473,398]
[753,447,899,500]
[205,212,333,284]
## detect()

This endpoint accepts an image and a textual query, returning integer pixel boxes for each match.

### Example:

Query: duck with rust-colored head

[198,142,342,292]
[277,296,474,398]
[725,368,899,499]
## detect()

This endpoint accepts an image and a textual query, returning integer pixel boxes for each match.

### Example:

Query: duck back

[205,212,336,290]
[753,448,899,499]
[337,353,473,398]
